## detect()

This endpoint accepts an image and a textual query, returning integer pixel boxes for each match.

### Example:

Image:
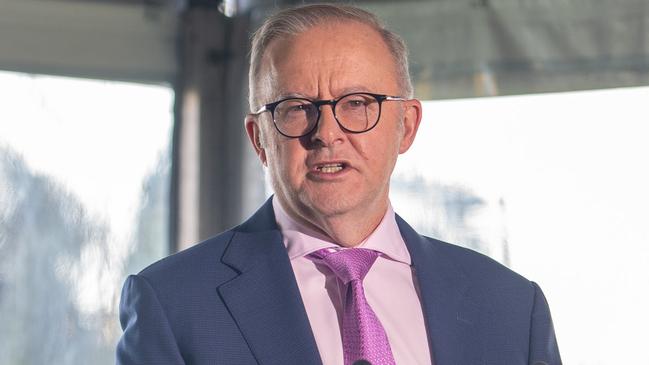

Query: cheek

[352,124,402,169]
[268,140,307,181]
[350,138,370,162]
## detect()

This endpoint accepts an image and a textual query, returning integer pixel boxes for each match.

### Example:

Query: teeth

[321,166,342,173]
[317,163,344,173]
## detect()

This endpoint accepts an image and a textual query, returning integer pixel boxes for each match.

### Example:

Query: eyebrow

[273,85,374,101]
[336,85,373,96]
[274,92,311,100]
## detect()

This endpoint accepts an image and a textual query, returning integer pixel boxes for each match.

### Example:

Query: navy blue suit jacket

[117,199,561,364]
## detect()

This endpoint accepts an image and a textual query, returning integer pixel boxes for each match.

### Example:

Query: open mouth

[315,162,346,174]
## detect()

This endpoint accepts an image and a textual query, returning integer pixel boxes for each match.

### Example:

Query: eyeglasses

[253,92,405,138]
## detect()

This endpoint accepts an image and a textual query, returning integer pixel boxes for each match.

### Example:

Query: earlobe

[245,115,268,166]
[398,99,423,154]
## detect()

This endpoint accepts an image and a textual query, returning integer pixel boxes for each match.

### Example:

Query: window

[0,71,173,364]
[391,86,649,364]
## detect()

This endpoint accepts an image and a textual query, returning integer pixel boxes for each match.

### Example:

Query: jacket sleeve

[116,274,186,365]
[528,281,562,365]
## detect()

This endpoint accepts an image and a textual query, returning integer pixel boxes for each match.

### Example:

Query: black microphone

[353,360,371,365]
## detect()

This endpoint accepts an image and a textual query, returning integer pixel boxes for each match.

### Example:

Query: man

[117,4,561,365]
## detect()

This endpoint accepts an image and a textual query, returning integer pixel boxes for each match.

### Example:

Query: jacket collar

[217,198,323,365]
[397,215,482,365]
[217,198,479,365]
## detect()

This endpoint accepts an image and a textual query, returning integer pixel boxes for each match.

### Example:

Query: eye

[277,99,312,115]
[346,99,365,108]
[288,104,309,112]
[339,94,373,111]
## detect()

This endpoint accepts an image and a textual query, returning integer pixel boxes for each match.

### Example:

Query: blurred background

[0,0,647,363]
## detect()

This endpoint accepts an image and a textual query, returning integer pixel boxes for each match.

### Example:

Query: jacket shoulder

[424,236,531,289]
[136,229,238,289]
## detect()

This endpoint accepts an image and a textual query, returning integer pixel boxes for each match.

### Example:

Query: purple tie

[311,248,396,365]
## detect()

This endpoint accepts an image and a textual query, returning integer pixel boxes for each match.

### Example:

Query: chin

[298,189,362,218]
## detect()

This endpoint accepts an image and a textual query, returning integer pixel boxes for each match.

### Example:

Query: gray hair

[248,3,413,111]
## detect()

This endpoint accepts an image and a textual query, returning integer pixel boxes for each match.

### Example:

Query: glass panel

[0,70,173,364]
[391,86,649,364]
[366,0,649,99]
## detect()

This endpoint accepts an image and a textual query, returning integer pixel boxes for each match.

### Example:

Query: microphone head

[353,360,372,365]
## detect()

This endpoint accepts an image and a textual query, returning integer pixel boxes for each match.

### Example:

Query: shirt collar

[272,196,411,265]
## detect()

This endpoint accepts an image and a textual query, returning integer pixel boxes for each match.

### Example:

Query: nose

[310,104,345,146]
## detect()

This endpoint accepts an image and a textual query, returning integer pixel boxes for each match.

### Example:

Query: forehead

[258,21,400,100]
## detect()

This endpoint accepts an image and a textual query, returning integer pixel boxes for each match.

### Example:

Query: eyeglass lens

[273,93,380,137]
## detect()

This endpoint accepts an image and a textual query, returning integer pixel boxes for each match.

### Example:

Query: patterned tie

[311,248,396,365]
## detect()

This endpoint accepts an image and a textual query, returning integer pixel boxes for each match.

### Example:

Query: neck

[278,196,389,247]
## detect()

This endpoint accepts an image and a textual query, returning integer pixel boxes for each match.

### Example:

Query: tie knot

[311,248,380,284]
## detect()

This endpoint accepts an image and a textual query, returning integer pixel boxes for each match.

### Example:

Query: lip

[306,159,353,180]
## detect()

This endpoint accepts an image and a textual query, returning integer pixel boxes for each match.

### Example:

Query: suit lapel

[217,200,322,365]
[397,215,484,365]
[216,201,484,364]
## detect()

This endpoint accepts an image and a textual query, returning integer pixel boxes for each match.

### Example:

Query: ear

[245,114,268,166]
[398,98,423,154]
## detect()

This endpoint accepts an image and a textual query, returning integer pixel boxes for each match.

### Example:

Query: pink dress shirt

[272,197,433,365]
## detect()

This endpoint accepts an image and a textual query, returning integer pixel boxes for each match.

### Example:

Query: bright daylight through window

[0,70,173,364]
[391,86,649,365]
[1,68,647,365]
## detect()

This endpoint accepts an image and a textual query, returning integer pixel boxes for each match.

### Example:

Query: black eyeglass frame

[253,92,406,138]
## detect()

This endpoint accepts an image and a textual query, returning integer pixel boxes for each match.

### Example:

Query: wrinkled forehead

[255,21,399,104]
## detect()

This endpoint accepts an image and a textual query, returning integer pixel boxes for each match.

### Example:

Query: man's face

[246,21,421,234]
